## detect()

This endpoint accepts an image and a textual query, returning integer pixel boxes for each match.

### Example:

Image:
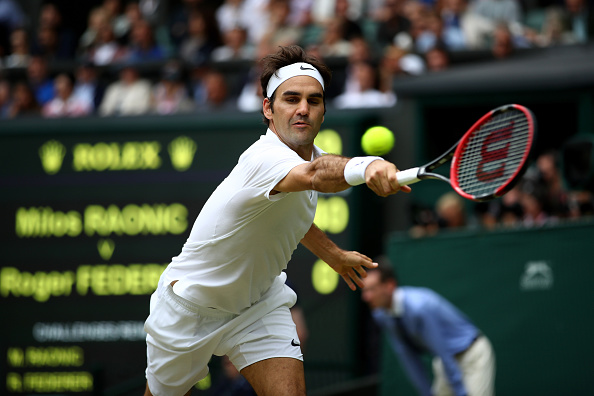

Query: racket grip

[396,167,421,186]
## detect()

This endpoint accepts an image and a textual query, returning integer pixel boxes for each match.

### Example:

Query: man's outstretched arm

[300,223,377,290]
[274,154,412,197]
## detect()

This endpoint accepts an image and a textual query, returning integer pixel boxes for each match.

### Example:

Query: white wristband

[344,156,384,186]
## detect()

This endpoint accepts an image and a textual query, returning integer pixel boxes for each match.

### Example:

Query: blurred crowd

[409,150,594,236]
[0,0,592,119]
[0,0,592,229]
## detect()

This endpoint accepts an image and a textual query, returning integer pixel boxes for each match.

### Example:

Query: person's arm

[390,336,433,396]
[300,223,377,290]
[273,154,411,197]
[374,312,432,396]
[420,313,468,396]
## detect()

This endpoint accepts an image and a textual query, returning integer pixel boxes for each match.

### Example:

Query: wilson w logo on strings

[476,122,514,182]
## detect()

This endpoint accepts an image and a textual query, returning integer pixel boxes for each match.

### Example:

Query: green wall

[381,221,594,395]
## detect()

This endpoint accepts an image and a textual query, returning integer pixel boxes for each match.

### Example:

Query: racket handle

[396,167,421,186]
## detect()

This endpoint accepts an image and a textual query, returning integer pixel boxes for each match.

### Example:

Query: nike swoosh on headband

[266,62,324,97]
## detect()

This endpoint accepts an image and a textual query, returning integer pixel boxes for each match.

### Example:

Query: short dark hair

[369,255,399,284]
[259,45,332,126]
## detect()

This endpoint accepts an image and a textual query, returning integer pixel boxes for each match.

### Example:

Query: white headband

[266,62,325,97]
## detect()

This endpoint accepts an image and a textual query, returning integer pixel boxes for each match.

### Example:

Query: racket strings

[454,110,531,197]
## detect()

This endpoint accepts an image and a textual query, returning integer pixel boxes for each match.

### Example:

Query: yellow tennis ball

[361,126,395,156]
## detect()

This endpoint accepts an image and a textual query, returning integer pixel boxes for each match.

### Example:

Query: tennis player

[143,45,411,396]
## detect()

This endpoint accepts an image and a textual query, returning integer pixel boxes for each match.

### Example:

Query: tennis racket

[396,104,536,202]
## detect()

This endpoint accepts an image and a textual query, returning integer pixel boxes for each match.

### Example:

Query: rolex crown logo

[39,140,66,175]
[169,136,197,171]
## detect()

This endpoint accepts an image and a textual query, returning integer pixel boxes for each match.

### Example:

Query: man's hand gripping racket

[396,104,536,202]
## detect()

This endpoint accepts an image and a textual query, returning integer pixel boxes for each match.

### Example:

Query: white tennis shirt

[162,129,323,314]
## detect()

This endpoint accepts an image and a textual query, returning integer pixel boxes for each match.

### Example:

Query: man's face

[264,75,325,158]
[361,271,395,310]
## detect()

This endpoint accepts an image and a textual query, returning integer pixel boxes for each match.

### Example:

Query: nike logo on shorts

[300,65,314,71]
[291,339,301,346]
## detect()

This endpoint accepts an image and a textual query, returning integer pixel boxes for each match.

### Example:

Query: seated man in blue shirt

[361,261,495,396]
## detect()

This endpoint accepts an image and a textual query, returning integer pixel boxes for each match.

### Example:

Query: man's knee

[241,357,306,396]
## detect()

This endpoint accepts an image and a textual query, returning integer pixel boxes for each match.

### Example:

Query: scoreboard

[0,112,378,395]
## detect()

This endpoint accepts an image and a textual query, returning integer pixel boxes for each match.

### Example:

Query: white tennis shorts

[144,274,302,396]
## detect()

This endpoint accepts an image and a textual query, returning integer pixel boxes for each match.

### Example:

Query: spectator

[236,41,272,112]
[33,25,61,60]
[562,0,594,43]
[0,0,27,59]
[471,0,524,27]
[99,63,152,116]
[151,61,194,115]
[198,69,236,112]
[408,204,440,238]
[4,28,30,68]
[240,0,273,45]
[379,44,425,92]
[102,0,124,23]
[6,81,41,118]
[520,186,551,226]
[187,61,211,106]
[498,188,524,227]
[491,22,516,59]
[520,150,570,219]
[288,0,314,29]
[31,3,76,59]
[474,186,524,229]
[333,0,364,41]
[567,190,594,219]
[440,0,494,50]
[117,1,145,41]
[330,36,374,99]
[424,45,450,71]
[138,0,168,29]
[85,20,128,66]
[333,60,397,109]
[179,9,222,66]
[72,61,106,113]
[317,17,353,58]
[126,19,167,62]
[311,0,364,26]
[216,0,246,35]
[100,0,129,40]
[211,26,254,62]
[78,7,110,54]
[42,73,92,118]
[168,0,207,48]
[435,191,467,229]
[236,69,264,112]
[261,0,304,48]
[415,10,447,53]
[535,0,593,46]
[375,0,412,48]
[27,56,55,106]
